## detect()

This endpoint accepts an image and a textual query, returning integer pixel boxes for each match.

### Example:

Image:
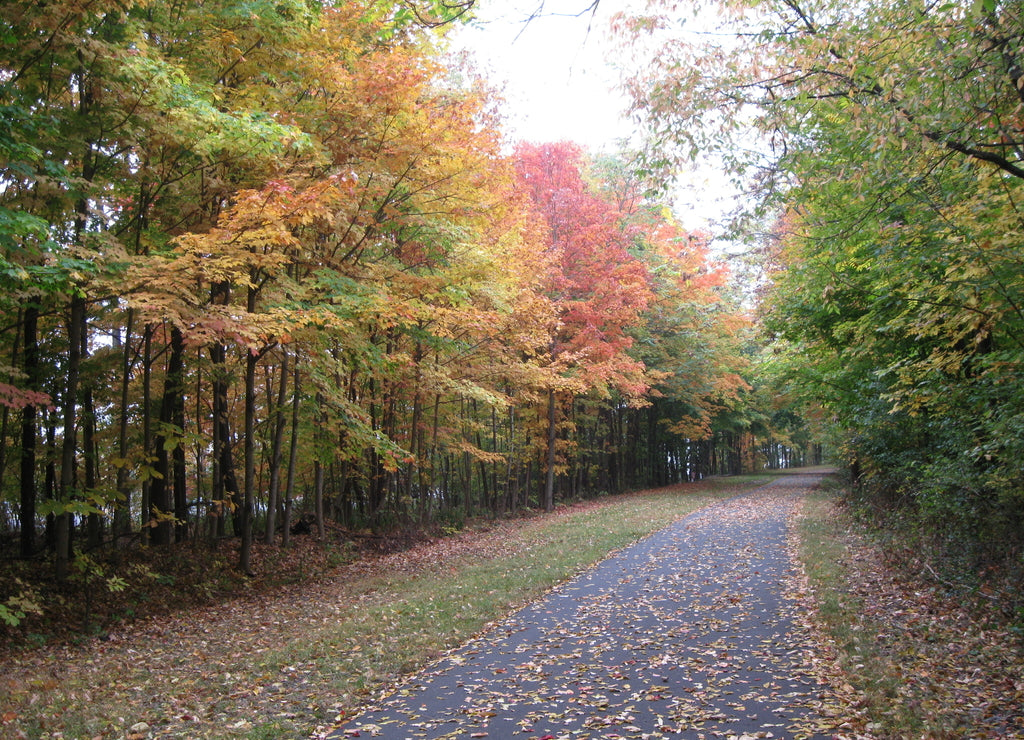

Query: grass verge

[2,475,772,740]
[796,478,920,737]
[797,476,1024,739]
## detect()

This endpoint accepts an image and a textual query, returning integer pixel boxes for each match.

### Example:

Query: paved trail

[331,474,846,739]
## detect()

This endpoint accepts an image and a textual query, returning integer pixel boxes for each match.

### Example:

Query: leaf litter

[325,474,863,740]
[0,513,587,739]
[2,472,1021,739]
[792,495,1024,738]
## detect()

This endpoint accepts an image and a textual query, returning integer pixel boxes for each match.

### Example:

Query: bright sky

[450,0,740,232]
[450,1,633,151]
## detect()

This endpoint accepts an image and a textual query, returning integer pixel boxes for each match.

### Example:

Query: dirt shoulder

[796,488,1024,738]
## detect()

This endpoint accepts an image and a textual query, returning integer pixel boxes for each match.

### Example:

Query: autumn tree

[514,142,654,509]
[0,0,772,616]
[617,0,1024,555]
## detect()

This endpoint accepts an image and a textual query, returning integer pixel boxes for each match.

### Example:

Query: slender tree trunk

[471,399,489,512]
[153,326,188,545]
[239,276,265,572]
[282,358,301,548]
[314,390,326,539]
[406,341,423,519]
[491,406,499,512]
[44,410,57,550]
[56,294,85,580]
[194,349,209,541]
[113,312,134,541]
[58,50,97,576]
[151,363,171,545]
[211,345,240,536]
[429,391,442,515]
[264,350,289,544]
[505,404,516,512]
[171,330,187,543]
[209,281,239,537]
[544,389,556,513]
[239,342,257,573]
[141,327,153,544]
[83,346,100,551]
[608,406,619,494]
[211,340,225,538]
[19,305,39,558]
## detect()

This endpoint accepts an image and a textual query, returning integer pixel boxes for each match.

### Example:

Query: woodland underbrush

[0,517,463,653]
[842,474,1024,633]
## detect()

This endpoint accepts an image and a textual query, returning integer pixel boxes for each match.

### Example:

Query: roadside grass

[797,479,924,737]
[797,476,1024,739]
[2,475,772,740]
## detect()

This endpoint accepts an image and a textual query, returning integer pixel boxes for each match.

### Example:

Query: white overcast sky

[450,0,634,151]
[449,0,740,232]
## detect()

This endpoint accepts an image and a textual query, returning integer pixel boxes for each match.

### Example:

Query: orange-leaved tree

[514,142,654,510]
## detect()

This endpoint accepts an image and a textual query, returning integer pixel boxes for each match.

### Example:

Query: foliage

[0,0,766,627]
[616,0,1024,561]
[0,585,42,629]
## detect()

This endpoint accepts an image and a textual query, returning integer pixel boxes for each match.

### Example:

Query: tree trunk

[141,326,154,544]
[171,330,188,544]
[83,359,100,550]
[505,404,516,513]
[19,305,39,559]
[209,281,239,537]
[44,410,57,550]
[282,358,301,548]
[152,326,187,546]
[264,350,289,544]
[544,389,556,513]
[239,277,264,573]
[56,294,85,580]
[113,312,134,541]
[239,343,257,573]
[314,390,326,539]
[314,459,325,540]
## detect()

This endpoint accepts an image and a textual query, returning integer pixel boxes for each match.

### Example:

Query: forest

[0,0,815,627]
[2,0,1021,632]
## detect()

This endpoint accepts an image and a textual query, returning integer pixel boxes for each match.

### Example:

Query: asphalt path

[330,473,845,739]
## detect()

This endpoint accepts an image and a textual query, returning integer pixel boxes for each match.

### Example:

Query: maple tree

[514,141,654,510]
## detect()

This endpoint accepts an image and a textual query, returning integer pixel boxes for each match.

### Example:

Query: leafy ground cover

[330,473,857,740]
[796,479,1024,738]
[5,470,1021,740]
[0,476,769,739]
